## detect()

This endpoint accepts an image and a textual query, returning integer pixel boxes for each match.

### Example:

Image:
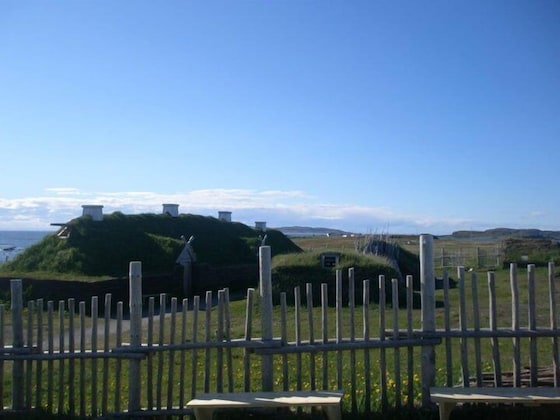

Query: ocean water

[0,230,53,263]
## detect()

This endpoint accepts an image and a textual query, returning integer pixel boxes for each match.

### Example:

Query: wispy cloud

[0,188,530,234]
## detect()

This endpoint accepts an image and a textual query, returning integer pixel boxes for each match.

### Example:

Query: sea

[0,230,53,264]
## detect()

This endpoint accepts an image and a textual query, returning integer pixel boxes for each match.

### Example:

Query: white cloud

[0,188,554,234]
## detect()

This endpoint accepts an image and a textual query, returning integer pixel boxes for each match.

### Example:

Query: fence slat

[191,295,200,399]
[392,278,401,409]
[147,297,155,408]
[442,271,453,387]
[348,268,357,413]
[379,275,388,413]
[406,275,414,407]
[68,299,76,415]
[280,292,289,391]
[167,297,177,409]
[488,272,502,387]
[57,300,65,414]
[0,304,4,408]
[35,298,44,409]
[510,263,521,387]
[217,290,224,393]
[204,291,212,393]
[363,280,371,414]
[457,267,469,386]
[91,296,99,415]
[25,301,34,410]
[179,298,188,408]
[243,289,254,392]
[224,289,234,393]
[10,280,24,410]
[102,294,111,414]
[528,264,538,386]
[306,283,316,390]
[294,286,302,391]
[321,283,329,390]
[336,270,343,391]
[114,301,123,412]
[549,262,559,386]
[156,293,167,408]
[471,272,482,386]
[47,300,54,410]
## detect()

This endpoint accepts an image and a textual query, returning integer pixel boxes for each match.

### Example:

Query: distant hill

[450,228,560,240]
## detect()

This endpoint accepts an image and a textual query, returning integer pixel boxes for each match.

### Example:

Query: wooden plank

[430,386,560,402]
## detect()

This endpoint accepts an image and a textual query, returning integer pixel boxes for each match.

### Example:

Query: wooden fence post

[128,262,143,412]
[259,246,274,391]
[420,234,436,407]
[10,279,24,411]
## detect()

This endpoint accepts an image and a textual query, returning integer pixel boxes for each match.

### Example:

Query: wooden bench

[430,387,560,420]
[186,390,344,420]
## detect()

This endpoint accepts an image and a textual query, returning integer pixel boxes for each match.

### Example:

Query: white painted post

[259,246,274,391]
[420,234,436,408]
[128,262,143,412]
[11,279,24,410]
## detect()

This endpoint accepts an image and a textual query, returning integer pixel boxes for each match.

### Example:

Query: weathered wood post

[11,279,24,410]
[128,261,143,412]
[420,234,436,407]
[259,246,274,391]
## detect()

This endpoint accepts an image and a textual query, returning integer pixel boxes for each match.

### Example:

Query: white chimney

[163,203,179,217]
[82,205,104,221]
[218,211,232,222]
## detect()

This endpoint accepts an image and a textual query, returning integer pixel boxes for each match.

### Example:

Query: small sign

[320,252,340,269]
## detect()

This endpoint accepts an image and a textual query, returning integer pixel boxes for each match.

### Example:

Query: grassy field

[1,233,559,419]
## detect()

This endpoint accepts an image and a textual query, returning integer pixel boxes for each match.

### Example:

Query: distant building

[218,211,232,222]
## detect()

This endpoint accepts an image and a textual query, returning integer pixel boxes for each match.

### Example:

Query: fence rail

[0,235,558,418]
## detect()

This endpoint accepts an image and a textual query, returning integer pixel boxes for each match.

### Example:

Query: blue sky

[1,1,559,234]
